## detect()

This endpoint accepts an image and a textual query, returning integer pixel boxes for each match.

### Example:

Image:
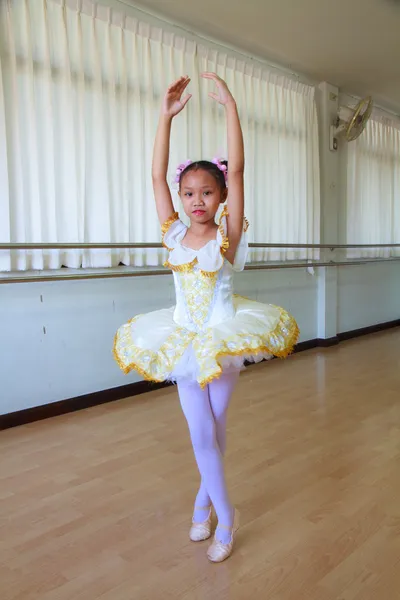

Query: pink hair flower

[212,157,228,183]
[174,159,192,184]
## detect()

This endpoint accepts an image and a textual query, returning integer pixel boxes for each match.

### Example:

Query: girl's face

[179,169,227,224]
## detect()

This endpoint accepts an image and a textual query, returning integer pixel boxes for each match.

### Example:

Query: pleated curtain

[346,116,400,258]
[0,0,320,271]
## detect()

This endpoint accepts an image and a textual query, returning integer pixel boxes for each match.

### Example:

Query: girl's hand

[162,76,192,118]
[201,72,235,106]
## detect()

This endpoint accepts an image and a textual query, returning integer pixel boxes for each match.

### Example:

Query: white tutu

[114,209,299,388]
[114,295,299,388]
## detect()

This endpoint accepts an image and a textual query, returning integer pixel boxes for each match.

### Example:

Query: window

[346,117,400,258]
[0,0,320,271]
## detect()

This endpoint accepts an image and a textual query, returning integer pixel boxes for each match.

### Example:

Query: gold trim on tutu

[113,303,299,388]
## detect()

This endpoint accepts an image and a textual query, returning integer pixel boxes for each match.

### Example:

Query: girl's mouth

[192,210,206,216]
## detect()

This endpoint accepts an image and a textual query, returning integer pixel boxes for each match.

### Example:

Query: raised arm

[152,76,192,225]
[202,73,245,256]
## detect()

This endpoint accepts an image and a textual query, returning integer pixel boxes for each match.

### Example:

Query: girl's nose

[193,193,204,206]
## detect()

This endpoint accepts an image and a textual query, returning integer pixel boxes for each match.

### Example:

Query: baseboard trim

[337,318,400,342]
[316,336,340,348]
[0,380,170,431]
[1,319,399,431]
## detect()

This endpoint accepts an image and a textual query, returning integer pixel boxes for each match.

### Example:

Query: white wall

[337,262,400,333]
[1,258,398,415]
[0,268,317,414]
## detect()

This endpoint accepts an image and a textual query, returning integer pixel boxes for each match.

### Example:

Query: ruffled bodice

[162,208,248,333]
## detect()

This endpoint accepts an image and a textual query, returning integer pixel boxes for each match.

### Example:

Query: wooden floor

[1,329,400,600]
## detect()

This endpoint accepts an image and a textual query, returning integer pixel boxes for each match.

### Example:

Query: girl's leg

[209,371,239,454]
[178,373,239,543]
[194,371,240,511]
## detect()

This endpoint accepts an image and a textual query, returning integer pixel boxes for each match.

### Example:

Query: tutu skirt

[114,295,299,388]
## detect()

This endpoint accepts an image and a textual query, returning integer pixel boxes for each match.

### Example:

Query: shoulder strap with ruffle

[218,205,249,271]
[161,212,186,251]
[218,205,230,255]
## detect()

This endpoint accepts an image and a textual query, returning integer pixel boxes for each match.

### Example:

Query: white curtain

[346,116,400,258]
[0,0,320,272]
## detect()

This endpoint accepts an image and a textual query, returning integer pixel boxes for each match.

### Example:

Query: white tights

[177,372,239,543]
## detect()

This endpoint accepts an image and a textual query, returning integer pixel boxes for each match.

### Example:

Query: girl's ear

[221,188,228,203]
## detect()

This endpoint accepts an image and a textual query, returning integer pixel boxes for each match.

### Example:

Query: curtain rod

[97,0,314,85]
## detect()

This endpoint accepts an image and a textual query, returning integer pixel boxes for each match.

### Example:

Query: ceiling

[130,0,400,113]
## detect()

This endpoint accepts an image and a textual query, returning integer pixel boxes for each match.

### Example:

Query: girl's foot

[189,506,212,542]
[207,509,239,563]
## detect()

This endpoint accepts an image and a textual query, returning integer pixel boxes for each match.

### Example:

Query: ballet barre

[1,241,399,285]
[1,256,400,284]
[1,242,400,250]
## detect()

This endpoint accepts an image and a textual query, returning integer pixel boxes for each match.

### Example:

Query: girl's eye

[185,192,192,197]
[203,191,211,196]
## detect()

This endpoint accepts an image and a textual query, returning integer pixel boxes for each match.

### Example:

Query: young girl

[114,73,299,563]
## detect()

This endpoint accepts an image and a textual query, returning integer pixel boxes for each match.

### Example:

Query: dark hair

[179,160,228,191]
